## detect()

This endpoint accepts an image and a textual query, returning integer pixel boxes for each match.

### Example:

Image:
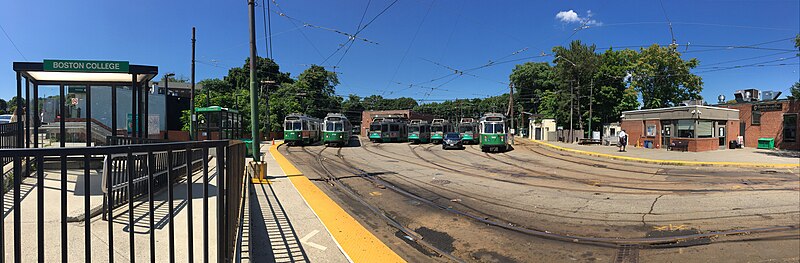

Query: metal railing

[106,135,166,145]
[0,139,248,262]
[0,122,18,168]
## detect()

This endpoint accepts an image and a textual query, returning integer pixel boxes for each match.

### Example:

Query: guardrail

[0,122,18,168]
[0,139,247,262]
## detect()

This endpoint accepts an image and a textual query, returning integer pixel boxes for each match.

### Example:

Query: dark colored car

[442,132,464,150]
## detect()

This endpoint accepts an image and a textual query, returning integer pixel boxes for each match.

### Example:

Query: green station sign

[44,59,129,73]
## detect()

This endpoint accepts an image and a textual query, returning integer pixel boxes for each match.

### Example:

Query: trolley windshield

[326,122,344,131]
[431,125,443,133]
[285,121,302,131]
[409,125,420,132]
[483,123,505,134]
[459,126,474,133]
[370,123,381,131]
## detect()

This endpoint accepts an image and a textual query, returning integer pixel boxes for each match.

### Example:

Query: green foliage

[509,62,556,115]
[630,44,702,109]
[0,99,7,114]
[790,82,800,99]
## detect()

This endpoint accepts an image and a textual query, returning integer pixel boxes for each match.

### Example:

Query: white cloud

[555,9,602,26]
[556,10,581,23]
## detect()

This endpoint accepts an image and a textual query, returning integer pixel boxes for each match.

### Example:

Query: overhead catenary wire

[0,23,27,60]
[270,0,326,59]
[384,0,436,90]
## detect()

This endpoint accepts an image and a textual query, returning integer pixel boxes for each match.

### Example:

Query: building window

[697,121,713,138]
[784,114,797,143]
[676,120,694,138]
[752,111,761,125]
[646,125,656,137]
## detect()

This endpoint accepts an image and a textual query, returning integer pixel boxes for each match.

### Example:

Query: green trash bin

[242,139,254,157]
[757,138,774,149]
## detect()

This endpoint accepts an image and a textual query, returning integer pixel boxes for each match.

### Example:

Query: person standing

[618,129,628,152]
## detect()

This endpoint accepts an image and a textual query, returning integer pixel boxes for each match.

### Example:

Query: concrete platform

[531,139,800,167]
[3,159,221,262]
[244,142,349,263]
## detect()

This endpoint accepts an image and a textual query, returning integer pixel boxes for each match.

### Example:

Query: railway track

[305,143,800,250]
[296,145,466,262]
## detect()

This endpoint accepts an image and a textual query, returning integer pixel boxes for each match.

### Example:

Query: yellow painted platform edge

[530,140,800,168]
[269,144,406,263]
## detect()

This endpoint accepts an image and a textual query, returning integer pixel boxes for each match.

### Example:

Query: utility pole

[190,27,196,140]
[248,0,261,161]
[588,78,593,139]
[569,83,574,143]
[509,83,515,145]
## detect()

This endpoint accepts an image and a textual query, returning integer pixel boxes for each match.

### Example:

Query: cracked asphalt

[280,138,800,262]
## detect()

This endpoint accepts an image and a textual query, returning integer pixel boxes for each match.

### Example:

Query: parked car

[0,114,12,124]
[442,132,464,150]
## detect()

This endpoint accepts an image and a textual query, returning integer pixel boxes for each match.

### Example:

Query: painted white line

[300,229,328,251]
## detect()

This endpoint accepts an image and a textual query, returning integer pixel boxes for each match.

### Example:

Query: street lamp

[163,73,175,139]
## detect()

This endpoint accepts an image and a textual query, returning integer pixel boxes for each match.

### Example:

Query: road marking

[369,191,382,196]
[300,230,328,251]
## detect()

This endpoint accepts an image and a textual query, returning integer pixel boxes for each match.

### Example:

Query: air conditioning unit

[761,91,782,101]
[734,89,760,102]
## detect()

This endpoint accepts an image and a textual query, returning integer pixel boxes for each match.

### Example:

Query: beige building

[529,118,556,141]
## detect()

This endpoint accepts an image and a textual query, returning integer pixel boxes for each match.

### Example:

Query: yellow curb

[269,144,406,263]
[529,140,800,168]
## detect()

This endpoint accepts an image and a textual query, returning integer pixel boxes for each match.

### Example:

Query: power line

[0,23,27,60]
[384,0,435,90]
[270,0,325,59]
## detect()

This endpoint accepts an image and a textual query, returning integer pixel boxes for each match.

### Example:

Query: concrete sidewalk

[527,139,799,167]
[244,143,349,263]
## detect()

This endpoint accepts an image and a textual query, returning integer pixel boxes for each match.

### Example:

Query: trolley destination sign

[43,59,129,73]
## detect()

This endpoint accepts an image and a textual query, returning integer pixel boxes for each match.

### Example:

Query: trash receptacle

[757,138,774,149]
[242,139,254,157]
[644,140,653,149]
[729,140,738,149]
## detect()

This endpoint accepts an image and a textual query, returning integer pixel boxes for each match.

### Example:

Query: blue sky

[1,0,798,102]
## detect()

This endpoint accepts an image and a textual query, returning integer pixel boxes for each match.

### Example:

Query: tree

[592,48,639,127]
[0,99,7,114]
[509,62,556,115]
[342,94,365,124]
[630,44,702,109]
[552,40,600,129]
[224,56,293,93]
[790,82,800,100]
[291,65,342,119]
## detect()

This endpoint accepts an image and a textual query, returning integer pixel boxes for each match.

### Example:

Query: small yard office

[620,105,740,152]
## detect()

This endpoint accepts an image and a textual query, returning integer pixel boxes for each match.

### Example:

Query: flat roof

[14,61,158,84]
[622,105,739,115]
[622,105,739,121]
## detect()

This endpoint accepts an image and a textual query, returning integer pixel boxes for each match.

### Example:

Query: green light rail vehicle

[368,114,408,143]
[283,113,322,146]
[430,118,454,144]
[322,113,353,147]
[479,113,509,152]
[458,117,480,144]
[407,119,431,144]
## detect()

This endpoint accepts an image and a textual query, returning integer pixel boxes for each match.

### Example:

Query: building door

[661,121,672,147]
[718,124,726,149]
[739,122,746,146]
[535,127,542,140]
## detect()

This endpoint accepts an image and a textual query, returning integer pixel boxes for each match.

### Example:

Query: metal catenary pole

[248,0,261,160]
[191,27,197,140]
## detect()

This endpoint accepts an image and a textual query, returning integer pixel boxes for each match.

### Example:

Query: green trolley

[322,113,353,147]
[283,113,321,146]
[408,120,431,144]
[479,113,508,152]
[458,118,479,144]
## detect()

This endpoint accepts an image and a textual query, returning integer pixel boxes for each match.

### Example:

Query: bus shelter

[196,106,242,140]
[12,60,158,149]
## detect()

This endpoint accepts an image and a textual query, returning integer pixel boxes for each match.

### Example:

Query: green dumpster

[242,139,254,157]
[757,138,774,149]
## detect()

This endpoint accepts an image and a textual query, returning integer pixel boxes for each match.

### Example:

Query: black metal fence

[0,122,18,168]
[0,139,248,262]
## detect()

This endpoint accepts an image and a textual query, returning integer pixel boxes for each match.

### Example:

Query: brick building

[718,99,799,150]
[360,110,434,136]
[620,105,740,152]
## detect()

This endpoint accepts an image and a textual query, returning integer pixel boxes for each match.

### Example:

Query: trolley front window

[409,126,420,132]
[432,126,443,133]
[484,123,505,134]
[370,124,381,131]
[285,121,302,131]
[459,126,474,133]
